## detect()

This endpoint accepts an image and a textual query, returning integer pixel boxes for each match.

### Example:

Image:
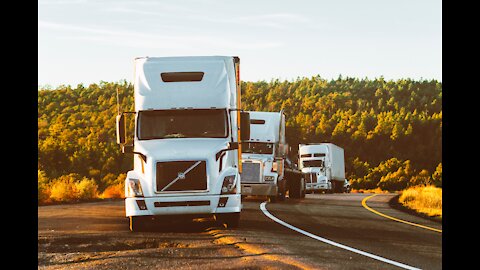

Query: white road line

[259,202,421,270]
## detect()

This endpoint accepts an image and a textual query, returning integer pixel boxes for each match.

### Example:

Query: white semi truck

[241,111,287,202]
[241,111,305,202]
[298,143,345,193]
[116,56,250,231]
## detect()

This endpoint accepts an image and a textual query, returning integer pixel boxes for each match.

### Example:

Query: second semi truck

[241,111,305,202]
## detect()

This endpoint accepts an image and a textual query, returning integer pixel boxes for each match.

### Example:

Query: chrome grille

[241,162,261,183]
[305,173,317,183]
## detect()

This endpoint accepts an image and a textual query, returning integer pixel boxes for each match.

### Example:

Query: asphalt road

[38,193,442,270]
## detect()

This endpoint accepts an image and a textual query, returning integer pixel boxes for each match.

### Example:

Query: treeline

[241,76,442,190]
[38,76,442,202]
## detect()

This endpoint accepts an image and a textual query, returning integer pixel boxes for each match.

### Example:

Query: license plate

[243,186,252,194]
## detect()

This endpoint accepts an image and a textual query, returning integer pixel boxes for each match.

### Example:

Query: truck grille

[305,173,317,183]
[156,161,207,192]
[241,162,262,183]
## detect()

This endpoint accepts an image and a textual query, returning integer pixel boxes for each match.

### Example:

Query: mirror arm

[215,142,239,160]
[133,151,146,163]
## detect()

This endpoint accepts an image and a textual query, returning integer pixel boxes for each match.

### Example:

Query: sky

[38,0,442,88]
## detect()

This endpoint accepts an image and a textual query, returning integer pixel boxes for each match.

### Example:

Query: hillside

[38,76,442,198]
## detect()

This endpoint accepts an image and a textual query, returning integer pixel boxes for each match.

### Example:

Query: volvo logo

[177,172,186,180]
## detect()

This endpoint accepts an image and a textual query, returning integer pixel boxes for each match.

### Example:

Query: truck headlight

[221,175,237,194]
[264,175,275,181]
[126,178,144,197]
[271,162,278,172]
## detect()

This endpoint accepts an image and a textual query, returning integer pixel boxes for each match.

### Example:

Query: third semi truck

[298,143,345,193]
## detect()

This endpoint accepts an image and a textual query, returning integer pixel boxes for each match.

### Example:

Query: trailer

[116,56,250,231]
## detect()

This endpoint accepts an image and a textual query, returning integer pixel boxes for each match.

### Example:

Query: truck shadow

[138,216,222,233]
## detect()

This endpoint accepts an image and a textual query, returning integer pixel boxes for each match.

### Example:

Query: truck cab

[240,111,288,202]
[116,56,250,231]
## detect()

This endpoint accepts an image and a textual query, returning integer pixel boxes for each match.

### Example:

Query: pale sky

[38,0,442,88]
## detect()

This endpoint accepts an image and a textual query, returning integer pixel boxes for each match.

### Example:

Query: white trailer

[298,143,345,193]
[116,56,251,231]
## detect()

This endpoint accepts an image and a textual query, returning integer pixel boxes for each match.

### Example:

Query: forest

[38,76,442,203]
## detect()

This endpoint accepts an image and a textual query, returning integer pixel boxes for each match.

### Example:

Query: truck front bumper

[241,183,277,196]
[125,194,241,217]
[306,182,330,191]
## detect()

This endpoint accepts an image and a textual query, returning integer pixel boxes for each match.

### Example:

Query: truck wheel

[278,180,286,201]
[300,178,306,198]
[129,216,147,232]
[331,181,341,193]
[336,181,344,193]
[289,177,302,199]
[216,213,240,228]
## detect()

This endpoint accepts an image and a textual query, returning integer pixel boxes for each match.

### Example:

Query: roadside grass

[398,185,442,218]
[351,187,391,194]
[99,183,125,199]
[39,175,125,206]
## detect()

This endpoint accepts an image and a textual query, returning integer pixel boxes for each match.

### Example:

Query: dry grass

[100,183,125,199]
[399,185,442,218]
[47,175,99,203]
[351,187,390,194]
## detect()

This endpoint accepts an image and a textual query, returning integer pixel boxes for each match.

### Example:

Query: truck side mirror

[121,144,134,154]
[116,114,126,145]
[240,112,250,141]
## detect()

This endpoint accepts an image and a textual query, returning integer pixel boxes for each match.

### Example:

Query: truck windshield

[242,142,274,154]
[137,109,228,140]
[302,160,324,168]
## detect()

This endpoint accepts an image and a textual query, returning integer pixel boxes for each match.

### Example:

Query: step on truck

[241,111,305,202]
[116,56,250,231]
[298,143,345,193]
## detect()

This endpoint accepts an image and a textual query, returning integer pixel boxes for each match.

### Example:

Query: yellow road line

[361,194,442,233]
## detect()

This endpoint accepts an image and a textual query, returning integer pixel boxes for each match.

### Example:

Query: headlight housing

[271,162,278,172]
[221,175,237,194]
[126,178,144,197]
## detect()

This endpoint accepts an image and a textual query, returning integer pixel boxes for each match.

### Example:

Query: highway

[38,193,442,269]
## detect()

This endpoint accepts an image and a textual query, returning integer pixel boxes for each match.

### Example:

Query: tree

[432,163,442,187]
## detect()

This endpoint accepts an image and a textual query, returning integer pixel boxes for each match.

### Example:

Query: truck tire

[300,177,306,198]
[129,216,147,232]
[289,177,302,199]
[336,181,344,193]
[331,181,341,193]
[216,213,240,228]
[278,179,286,201]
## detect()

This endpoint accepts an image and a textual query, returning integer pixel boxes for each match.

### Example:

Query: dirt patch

[38,234,190,253]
